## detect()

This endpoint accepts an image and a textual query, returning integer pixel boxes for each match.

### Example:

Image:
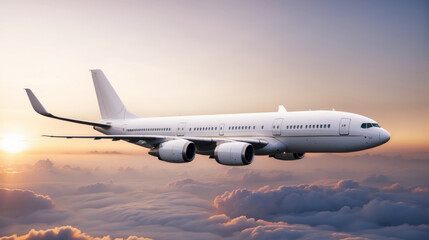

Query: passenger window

[324,124,326,128]
[262,126,264,129]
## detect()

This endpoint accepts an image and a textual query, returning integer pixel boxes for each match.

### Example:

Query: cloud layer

[0,226,151,240]
[214,180,429,239]
[1,154,428,239]
[0,189,54,218]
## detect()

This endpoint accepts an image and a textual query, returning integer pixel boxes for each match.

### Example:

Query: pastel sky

[0,1,428,239]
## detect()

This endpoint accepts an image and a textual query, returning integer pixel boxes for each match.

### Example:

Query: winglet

[278,105,287,113]
[25,89,51,117]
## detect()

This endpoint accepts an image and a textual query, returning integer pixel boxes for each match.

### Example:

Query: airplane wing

[25,89,111,129]
[42,134,268,149]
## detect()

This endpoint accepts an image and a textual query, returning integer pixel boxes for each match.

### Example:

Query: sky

[0,0,428,239]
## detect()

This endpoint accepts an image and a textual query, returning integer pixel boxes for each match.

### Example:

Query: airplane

[25,70,390,166]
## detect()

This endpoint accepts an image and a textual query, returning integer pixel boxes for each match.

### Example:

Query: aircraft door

[219,123,225,136]
[176,122,186,136]
[272,118,283,136]
[339,118,351,135]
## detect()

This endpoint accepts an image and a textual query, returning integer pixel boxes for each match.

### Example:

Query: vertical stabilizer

[91,69,139,120]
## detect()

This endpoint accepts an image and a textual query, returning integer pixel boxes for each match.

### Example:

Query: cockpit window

[361,123,381,129]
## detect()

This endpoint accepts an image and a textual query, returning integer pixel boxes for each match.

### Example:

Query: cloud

[214,180,429,239]
[206,215,381,240]
[76,181,129,195]
[361,199,428,226]
[86,150,124,155]
[240,170,293,184]
[164,178,233,200]
[382,183,429,194]
[333,179,360,190]
[165,178,198,189]
[33,159,55,171]
[413,187,429,193]
[362,174,390,185]
[382,182,411,192]
[0,225,152,240]
[0,188,54,217]
[214,180,370,219]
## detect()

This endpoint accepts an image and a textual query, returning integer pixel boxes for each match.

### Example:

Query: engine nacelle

[149,139,196,163]
[214,142,254,166]
[272,152,305,161]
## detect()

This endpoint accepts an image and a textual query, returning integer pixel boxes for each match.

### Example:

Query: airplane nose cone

[379,129,391,144]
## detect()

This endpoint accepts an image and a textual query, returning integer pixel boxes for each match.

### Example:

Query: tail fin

[91,69,139,120]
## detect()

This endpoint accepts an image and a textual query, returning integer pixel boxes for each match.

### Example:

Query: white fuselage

[97,110,390,155]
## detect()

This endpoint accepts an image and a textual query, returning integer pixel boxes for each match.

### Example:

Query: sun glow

[1,134,27,153]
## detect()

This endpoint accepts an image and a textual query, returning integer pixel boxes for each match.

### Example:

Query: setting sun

[1,134,27,153]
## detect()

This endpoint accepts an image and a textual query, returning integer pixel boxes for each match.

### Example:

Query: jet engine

[271,152,305,161]
[149,139,196,163]
[214,142,254,166]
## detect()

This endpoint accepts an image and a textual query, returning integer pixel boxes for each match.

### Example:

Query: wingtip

[25,89,50,116]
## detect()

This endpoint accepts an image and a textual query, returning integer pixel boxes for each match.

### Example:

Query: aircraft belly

[283,136,366,153]
[254,137,287,155]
